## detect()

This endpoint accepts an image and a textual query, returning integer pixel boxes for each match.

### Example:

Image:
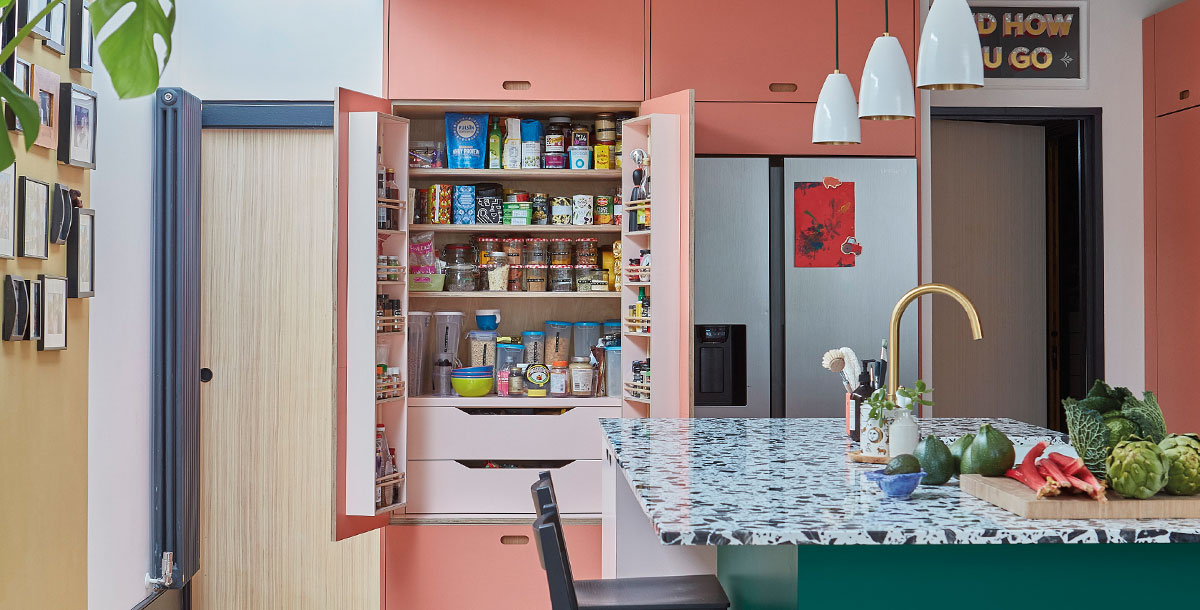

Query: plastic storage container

[573,322,602,359]
[432,352,456,396]
[523,264,548,292]
[523,238,550,266]
[605,346,622,397]
[549,265,574,292]
[574,265,597,292]
[522,331,546,364]
[407,311,432,396]
[603,319,621,342]
[575,238,599,265]
[544,321,572,364]
[549,239,573,265]
[467,330,498,369]
[432,312,465,361]
[496,343,526,376]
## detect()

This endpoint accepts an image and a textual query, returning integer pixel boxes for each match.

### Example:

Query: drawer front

[1154,3,1200,116]
[695,102,916,156]
[408,406,620,460]
[405,459,601,514]
[384,523,601,610]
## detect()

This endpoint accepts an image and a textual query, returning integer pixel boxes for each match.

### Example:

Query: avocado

[913,436,954,485]
[959,424,1016,477]
[949,433,975,475]
[883,454,921,475]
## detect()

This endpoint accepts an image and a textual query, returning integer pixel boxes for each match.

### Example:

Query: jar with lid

[387,256,401,281]
[549,238,573,265]
[574,265,597,292]
[523,264,548,292]
[549,265,574,292]
[502,238,524,265]
[507,264,524,292]
[548,361,570,398]
[442,243,476,266]
[377,255,388,281]
[445,261,478,292]
[575,238,599,265]
[507,366,526,395]
[481,260,509,291]
[475,237,501,263]
[594,113,617,143]
[570,123,591,149]
[523,238,550,265]
[522,331,546,364]
[545,117,571,154]
[569,357,594,397]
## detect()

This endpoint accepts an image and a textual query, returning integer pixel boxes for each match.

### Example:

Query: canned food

[594,195,613,225]
[551,197,572,225]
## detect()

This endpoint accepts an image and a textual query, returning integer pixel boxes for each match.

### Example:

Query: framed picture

[42,0,66,54]
[18,176,48,259]
[68,207,93,297]
[967,1,1089,90]
[0,163,14,259]
[31,65,59,149]
[18,0,52,40]
[7,56,29,131]
[70,0,92,72]
[0,3,15,79]
[59,84,95,168]
[49,182,71,243]
[2,274,28,341]
[24,277,40,340]
[38,274,66,350]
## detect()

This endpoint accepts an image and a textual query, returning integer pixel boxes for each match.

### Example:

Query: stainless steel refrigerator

[693,157,918,418]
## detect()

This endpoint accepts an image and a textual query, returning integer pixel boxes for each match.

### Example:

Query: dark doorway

[932,107,1103,432]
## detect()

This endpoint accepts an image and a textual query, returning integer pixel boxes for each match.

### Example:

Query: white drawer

[408,406,620,460]
[405,459,601,515]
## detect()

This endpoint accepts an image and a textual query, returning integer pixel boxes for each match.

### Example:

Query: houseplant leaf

[0,72,41,168]
[90,0,176,98]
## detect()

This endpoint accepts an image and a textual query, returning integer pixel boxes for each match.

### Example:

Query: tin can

[531,193,550,225]
[571,194,594,225]
[551,197,572,225]
[612,194,623,225]
[594,195,613,225]
[504,191,530,203]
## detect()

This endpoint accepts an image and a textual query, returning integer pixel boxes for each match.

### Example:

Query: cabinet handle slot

[769,82,798,92]
[456,407,574,416]
[502,81,532,91]
[1182,89,1192,101]
[500,535,530,545]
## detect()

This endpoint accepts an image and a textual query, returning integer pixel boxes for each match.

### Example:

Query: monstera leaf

[91,0,176,98]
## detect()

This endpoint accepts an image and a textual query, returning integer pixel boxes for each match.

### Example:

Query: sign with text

[969,2,1086,86]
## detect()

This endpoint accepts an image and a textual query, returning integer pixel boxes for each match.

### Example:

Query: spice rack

[376,316,406,334]
[375,472,405,515]
[624,265,651,286]
[623,381,651,403]
[623,317,651,334]
[376,379,406,400]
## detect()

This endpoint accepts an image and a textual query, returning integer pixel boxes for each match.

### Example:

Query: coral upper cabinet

[1151,0,1200,116]
[386,0,645,101]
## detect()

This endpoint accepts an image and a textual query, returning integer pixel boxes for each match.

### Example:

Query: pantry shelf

[625,332,651,338]
[623,281,651,287]
[409,224,620,234]
[376,396,405,406]
[408,396,622,408]
[625,230,652,237]
[409,292,619,299]
[409,168,622,180]
[378,229,406,236]
[378,198,405,206]
[375,502,405,515]
[377,281,406,286]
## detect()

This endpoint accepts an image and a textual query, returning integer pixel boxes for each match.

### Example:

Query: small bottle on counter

[888,410,920,457]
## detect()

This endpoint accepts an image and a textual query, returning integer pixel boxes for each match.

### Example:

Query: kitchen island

[600,418,1200,609]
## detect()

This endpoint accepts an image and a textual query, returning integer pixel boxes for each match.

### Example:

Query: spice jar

[502,238,524,265]
[549,238,573,265]
[377,255,388,281]
[551,197,572,225]
[522,331,546,364]
[575,238,599,265]
[594,113,617,143]
[387,256,401,281]
[507,264,524,292]
[549,361,570,398]
[524,264,548,292]
[523,238,550,265]
[569,357,594,397]
[549,265,575,292]
[574,265,597,292]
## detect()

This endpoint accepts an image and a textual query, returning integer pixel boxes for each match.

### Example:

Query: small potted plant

[861,380,933,457]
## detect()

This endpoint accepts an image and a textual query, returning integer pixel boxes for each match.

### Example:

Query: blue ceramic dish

[864,469,927,499]
[454,366,494,374]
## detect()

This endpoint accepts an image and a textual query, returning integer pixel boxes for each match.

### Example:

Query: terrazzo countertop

[600,417,1200,545]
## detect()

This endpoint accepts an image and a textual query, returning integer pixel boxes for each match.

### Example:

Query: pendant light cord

[834,0,840,71]
[884,0,890,34]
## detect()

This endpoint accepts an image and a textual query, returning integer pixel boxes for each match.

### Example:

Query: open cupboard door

[626,90,695,418]
[335,88,412,540]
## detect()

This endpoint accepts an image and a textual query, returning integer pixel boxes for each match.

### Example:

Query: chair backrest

[533,507,579,610]
[532,470,558,517]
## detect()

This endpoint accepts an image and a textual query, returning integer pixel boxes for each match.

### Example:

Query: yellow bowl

[451,376,494,397]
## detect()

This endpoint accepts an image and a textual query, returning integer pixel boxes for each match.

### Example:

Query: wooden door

[931,120,1047,425]
[1151,108,1200,433]
[1153,1,1200,116]
[194,129,380,609]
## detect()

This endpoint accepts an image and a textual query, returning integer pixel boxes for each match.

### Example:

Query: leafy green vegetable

[1120,391,1168,444]
[1064,397,1111,478]
[1086,379,1111,400]
[1078,395,1120,414]
[91,0,176,98]
[1105,416,1139,450]
[1107,438,1170,499]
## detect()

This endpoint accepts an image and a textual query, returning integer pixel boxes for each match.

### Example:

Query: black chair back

[532,470,558,516]
[533,507,579,610]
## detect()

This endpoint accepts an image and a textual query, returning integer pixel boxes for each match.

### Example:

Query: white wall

[88,2,382,608]
[920,0,1184,394]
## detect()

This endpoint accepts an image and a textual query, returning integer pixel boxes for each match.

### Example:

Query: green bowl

[451,376,494,397]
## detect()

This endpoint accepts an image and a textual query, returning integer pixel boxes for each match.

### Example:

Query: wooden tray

[848,450,889,464]
[960,474,1200,519]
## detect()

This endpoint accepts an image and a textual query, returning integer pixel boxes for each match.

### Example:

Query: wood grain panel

[193,130,379,610]
[961,475,1200,519]
[931,120,1046,425]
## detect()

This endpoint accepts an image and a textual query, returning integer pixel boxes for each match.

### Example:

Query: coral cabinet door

[649,0,833,102]
[1152,108,1200,434]
[386,0,645,101]
[1153,1,1200,116]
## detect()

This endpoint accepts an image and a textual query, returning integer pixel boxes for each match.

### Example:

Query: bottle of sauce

[487,119,503,169]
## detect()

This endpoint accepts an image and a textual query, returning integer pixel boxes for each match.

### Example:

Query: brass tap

[887,284,983,403]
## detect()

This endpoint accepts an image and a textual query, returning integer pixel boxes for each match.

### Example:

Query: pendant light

[916,0,984,90]
[859,0,915,120]
[813,0,861,145]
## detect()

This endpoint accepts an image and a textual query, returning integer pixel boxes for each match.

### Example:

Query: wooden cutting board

[960,474,1200,519]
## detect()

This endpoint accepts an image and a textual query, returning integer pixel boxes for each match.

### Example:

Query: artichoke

[1106,438,1170,499]
[1104,415,1139,450]
[1160,434,1200,496]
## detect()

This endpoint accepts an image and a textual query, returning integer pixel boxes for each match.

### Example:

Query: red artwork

[794,179,857,268]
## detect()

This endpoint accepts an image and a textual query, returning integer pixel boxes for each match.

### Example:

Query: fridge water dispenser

[694,325,747,406]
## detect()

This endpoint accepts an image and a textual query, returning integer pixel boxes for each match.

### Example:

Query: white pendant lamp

[860,0,915,120]
[916,0,984,90]
[813,0,861,145]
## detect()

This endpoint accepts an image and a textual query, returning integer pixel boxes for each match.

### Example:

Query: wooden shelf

[409,291,619,299]
[390,100,641,120]
[378,229,406,236]
[625,332,651,338]
[623,395,651,405]
[376,396,405,405]
[375,502,405,515]
[410,168,621,181]
[377,281,406,286]
[624,199,651,210]
[625,230,652,237]
[409,223,620,234]
[623,281,651,287]
[408,396,621,407]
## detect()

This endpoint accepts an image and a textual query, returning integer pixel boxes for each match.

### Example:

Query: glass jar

[549,238,573,265]
[522,331,546,364]
[569,357,594,397]
[574,238,599,265]
[574,265,597,292]
[594,113,617,143]
[507,264,524,292]
[443,243,476,265]
[508,365,526,395]
[445,262,477,292]
[475,237,501,262]
[570,124,591,148]
[523,238,550,265]
[481,261,509,291]
[545,117,570,154]
[548,361,570,398]
[549,265,574,292]
[387,256,401,281]
[523,264,548,292]
[377,255,388,281]
[502,238,524,266]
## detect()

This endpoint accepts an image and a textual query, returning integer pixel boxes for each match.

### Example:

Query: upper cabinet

[386,0,646,101]
[1152,0,1200,116]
